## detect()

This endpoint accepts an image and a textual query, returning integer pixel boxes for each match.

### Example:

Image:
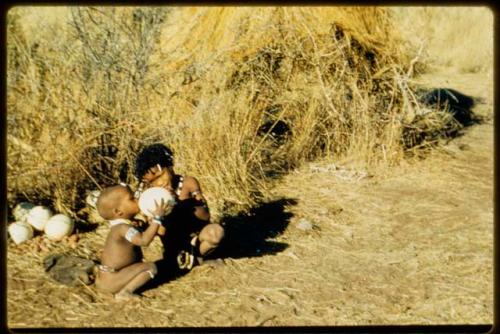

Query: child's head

[135,143,175,189]
[96,184,140,220]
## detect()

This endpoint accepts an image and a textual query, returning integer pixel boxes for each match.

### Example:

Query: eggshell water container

[26,206,52,231]
[13,202,35,223]
[44,214,75,241]
[85,190,101,209]
[138,187,176,217]
[8,222,34,245]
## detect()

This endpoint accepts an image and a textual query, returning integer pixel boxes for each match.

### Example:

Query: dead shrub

[7,7,450,219]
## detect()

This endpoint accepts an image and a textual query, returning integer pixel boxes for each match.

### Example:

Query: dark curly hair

[134,143,174,180]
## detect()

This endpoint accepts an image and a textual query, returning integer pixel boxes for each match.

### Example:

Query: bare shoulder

[109,224,130,239]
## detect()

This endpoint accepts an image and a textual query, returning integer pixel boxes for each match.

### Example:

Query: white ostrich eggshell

[85,190,101,208]
[44,214,74,241]
[8,222,34,245]
[139,187,176,217]
[13,202,35,223]
[26,206,52,231]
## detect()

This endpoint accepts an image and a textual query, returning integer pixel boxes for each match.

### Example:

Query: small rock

[296,218,313,231]
[343,230,354,240]
[318,208,329,215]
[458,143,470,151]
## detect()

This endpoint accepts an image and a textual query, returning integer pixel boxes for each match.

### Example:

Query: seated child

[94,184,170,300]
[134,143,225,270]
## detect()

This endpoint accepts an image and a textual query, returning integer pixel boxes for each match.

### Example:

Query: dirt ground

[6,70,493,328]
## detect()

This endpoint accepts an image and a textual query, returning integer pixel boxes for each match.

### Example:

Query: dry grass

[7,6,430,220]
[7,6,493,219]
[390,6,493,75]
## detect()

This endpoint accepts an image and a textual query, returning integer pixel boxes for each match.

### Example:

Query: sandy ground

[6,70,493,327]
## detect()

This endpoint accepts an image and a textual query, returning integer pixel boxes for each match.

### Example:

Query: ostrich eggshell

[138,187,176,217]
[85,190,101,208]
[44,214,75,241]
[13,202,35,223]
[26,206,53,231]
[8,222,34,245]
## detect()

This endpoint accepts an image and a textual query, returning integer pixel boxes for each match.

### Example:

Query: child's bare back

[101,223,143,269]
[94,185,169,300]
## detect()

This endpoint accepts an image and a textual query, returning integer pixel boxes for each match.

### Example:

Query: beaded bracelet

[152,216,163,225]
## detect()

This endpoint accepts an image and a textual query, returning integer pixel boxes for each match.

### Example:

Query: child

[134,143,225,270]
[94,184,170,300]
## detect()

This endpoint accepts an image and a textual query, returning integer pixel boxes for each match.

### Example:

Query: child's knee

[207,224,224,244]
[145,263,157,278]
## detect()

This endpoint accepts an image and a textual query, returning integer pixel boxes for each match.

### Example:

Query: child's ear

[113,208,123,217]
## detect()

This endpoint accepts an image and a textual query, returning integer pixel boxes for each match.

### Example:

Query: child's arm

[185,176,210,222]
[124,199,169,245]
[122,219,161,247]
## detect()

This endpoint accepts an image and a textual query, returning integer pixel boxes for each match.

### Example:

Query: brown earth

[7,70,493,327]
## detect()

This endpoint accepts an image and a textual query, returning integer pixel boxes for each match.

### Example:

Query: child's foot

[114,291,141,301]
[198,258,225,268]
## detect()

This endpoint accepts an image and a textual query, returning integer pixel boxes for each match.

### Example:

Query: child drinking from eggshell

[94,184,170,300]
[134,143,225,270]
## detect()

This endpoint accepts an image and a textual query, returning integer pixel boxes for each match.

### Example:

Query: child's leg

[96,262,157,298]
[115,262,157,300]
[197,223,225,256]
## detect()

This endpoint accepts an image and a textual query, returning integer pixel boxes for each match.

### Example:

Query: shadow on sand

[418,87,482,127]
[142,197,297,290]
[403,87,484,149]
[216,197,297,259]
